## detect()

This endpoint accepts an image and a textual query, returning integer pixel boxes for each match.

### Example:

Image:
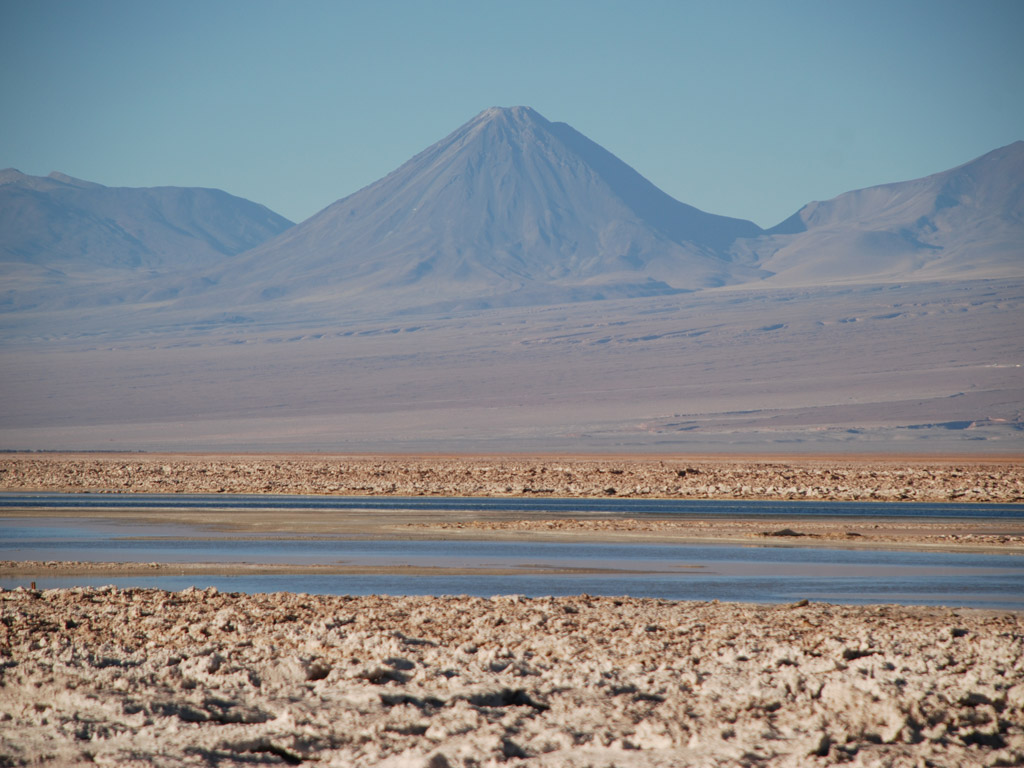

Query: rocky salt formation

[2,454,1022,502]
[1,588,1022,767]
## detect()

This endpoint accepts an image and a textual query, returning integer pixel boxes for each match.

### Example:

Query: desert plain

[1,453,1023,767]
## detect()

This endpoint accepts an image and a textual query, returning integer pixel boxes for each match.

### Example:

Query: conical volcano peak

[218,105,767,313]
[475,105,546,125]
[459,105,552,147]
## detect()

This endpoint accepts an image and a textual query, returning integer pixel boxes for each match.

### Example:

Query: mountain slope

[0,169,293,311]
[735,141,1024,285]
[207,106,765,313]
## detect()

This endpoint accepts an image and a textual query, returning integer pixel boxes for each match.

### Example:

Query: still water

[2,492,1022,518]
[1,494,1022,608]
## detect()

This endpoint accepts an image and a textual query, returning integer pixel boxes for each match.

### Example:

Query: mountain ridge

[0,169,293,269]
[0,170,294,312]
[742,140,1024,285]
[1,110,1021,322]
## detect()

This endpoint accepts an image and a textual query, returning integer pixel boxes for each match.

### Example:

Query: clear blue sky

[2,0,1022,228]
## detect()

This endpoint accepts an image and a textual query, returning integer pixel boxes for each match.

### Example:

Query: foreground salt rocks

[1,588,1022,767]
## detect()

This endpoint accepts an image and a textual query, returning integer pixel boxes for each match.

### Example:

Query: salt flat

[3,453,1022,502]
[2,456,1021,765]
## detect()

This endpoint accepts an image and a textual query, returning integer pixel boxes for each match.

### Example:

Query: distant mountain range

[0,169,292,312]
[2,108,1021,320]
[740,140,1024,285]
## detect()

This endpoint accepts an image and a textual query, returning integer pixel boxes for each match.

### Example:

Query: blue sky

[2,0,1022,228]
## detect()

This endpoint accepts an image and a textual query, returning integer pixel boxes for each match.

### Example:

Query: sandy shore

[2,453,1022,502]
[410,516,1024,553]
[0,560,665,579]
[1,587,1021,767]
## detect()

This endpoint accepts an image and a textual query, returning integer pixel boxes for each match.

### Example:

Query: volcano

[209,106,765,314]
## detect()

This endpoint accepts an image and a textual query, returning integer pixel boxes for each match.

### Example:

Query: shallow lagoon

[2,494,1022,608]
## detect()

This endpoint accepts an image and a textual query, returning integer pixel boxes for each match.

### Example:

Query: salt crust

[2,455,1022,502]
[1,588,1022,767]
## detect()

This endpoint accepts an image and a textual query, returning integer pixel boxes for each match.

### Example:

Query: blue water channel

[2,492,1022,518]
[1,493,1022,608]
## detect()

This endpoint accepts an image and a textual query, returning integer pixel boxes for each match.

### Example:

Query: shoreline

[0,560,669,578]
